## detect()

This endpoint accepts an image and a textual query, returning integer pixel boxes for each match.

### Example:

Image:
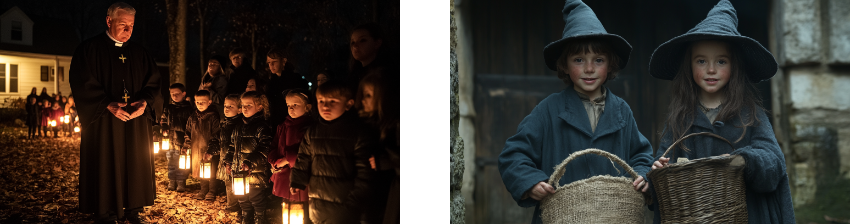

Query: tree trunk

[197,1,205,76]
[251,28,257,70]
[165,0,187,86]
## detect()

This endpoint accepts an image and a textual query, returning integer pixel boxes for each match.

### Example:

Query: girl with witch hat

[497,0,654,223]
[646,0,795,223]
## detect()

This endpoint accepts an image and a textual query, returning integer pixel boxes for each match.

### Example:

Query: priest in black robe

[68,3,160,223]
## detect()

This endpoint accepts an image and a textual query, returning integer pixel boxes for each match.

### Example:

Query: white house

[0,6,78,100]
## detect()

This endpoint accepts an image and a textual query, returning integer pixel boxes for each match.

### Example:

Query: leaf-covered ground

[0,126,283,224]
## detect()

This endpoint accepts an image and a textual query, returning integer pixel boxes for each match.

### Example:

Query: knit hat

[648,0,777,83]
[543,0,632,71]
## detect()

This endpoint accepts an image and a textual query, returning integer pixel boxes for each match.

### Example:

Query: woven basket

[539,149,645,224]
[647,132,748,224]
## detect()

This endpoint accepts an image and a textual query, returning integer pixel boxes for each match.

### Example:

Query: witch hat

[543,0,632,71]
[648,0,777,83]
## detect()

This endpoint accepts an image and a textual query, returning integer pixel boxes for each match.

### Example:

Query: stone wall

[770,0,850,211]
[450,0,467,223]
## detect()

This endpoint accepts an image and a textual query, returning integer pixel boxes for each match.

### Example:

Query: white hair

[107,2,136,18]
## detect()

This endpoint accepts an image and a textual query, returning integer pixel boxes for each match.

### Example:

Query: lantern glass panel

[74,126,80,132]
[202,162,211,179]
[282,202,305,224]
[162,138,170,150]
[64,115,70,122]
[233,176,245,195]
[153,141,160,153]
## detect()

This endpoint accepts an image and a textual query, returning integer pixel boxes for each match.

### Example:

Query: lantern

[179,150,190,169]
[233,172,251,196]
[74,126,80,132]
[64,115,70,123]
[59,116,65,123]
[50,120,56,127]
[201,161,212,179]
[162,132,170,150]
[153,141,160,154]
[282,199,306,224]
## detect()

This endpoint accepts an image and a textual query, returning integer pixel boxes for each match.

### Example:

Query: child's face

[317,92,354,121]
[267,56,286,75]
[195,95,211,112]
[691,40,731,95]
[241,98,263,118]
[350,29,382,62]
[566,50,609,96]
[245,79,257,92]
[360,84,376,114]
[286,95,311,119]
[223,98,241,117]
[169,88,186,103]
[316,73,328,86]
[207,60,221,76]
[230,53,245,68]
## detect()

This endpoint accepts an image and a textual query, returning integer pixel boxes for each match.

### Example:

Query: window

[58,67,64,82]
[10,65,18,92]
[41,66,49,82]
[11,21,22,41]
[0,64,5,92]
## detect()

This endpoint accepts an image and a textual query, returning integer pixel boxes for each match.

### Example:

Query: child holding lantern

[160,83,195,192]
[226,91,274,224]
[268,88,314,221]
[219,94,243,213]
[184,90,222,201]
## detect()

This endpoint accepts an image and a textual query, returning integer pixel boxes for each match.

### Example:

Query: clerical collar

[105,31,124,47]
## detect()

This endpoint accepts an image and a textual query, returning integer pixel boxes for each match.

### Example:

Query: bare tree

[165,0,187,85]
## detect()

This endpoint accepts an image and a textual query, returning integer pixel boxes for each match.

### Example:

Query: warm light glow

[201,162,211,179]
[162,138,170,150]
[59,117,65,123]
[282,202,305,224]
[74,127,80,132]
[179,154,190,169]
[153,141,160,153]
[233,176,245,196]
[50,120,56,127]
[64,115,70,123]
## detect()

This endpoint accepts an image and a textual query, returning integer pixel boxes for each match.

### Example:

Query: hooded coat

[184,105,221,179]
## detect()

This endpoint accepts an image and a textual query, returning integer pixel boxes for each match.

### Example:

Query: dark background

[461,0,772,223]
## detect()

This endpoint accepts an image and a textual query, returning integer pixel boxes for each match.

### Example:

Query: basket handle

[548,148,640,188]
[659,132,734,158]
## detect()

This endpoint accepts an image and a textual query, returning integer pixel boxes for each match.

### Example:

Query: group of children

[157,25,398,224]
[25,87,78,139]
[498,0,795,223]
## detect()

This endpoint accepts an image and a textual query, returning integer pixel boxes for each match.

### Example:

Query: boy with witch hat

[497,0,654,223]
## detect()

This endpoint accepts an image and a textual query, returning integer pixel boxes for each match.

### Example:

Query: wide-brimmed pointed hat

[543,0,632,71]
[648,0,777,83]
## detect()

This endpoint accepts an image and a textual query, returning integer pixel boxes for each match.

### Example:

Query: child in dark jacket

[290,80,377,224]
[496,1,654,224]
[646,1,794,223]
[225,91,273,224]
[268,89,313,211]
[160,83,194,192]
[184,90,221,201]
[356,73,398,224]
[219,94,243,212]
[26,97,39,139]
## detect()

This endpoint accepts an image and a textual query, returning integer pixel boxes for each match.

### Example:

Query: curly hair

[240,91,270,120]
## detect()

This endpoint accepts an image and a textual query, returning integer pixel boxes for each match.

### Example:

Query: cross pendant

[119,54,127,63]
[123,92,130,103]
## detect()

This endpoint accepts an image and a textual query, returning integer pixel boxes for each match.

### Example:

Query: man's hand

[241,163,250,171]
[274,158,288,169]
[201,82,212,90]
[526,181,556,201]
[204,153,212,161]
[128,100,147,120]
[290,187,301,195]
[369,156,376,170]
[652,157,670,170]
[107,102,130,121]
[633,176,650,192]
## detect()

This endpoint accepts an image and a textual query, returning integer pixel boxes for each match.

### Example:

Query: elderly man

[69,2,160,223]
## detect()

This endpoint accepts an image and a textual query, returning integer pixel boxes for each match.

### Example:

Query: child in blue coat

[646,1,795,223]
[497,1,654,223]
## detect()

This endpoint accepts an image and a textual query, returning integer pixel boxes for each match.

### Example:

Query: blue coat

[648,105,795,223]
[498,88,654,224]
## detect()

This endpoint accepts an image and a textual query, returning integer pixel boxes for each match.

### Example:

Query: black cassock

[69,33,160,218]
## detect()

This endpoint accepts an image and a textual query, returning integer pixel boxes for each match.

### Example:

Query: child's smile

[690,40,731,95]
[567,50,609,99]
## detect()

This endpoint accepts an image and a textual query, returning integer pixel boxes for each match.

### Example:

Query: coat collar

[558,86,624,139]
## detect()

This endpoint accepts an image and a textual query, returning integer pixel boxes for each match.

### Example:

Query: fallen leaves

[0,126,280,224]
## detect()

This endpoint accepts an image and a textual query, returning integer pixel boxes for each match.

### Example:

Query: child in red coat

[268,89,313,202]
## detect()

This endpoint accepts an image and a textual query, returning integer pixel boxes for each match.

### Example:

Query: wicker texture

[648,132,748,224]
[540,149,645,224]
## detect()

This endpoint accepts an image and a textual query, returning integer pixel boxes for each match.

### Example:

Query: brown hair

[225,94,242,108]
[555,38,622,86]
[660,40,763,156]
[229,48,248,58]
[316,80,354,101]
[240,91,270,119]
[356,69,399,140]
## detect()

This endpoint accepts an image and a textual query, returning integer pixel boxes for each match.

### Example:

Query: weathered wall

[450,0,467,223]
[453,0,477,223]
[770,0,850,220]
